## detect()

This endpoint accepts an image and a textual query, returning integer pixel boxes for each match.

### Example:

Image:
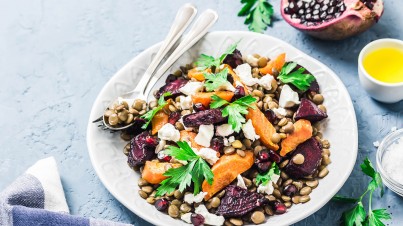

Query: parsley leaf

[195,41,240,69]
[278,62,315,92]
[155,141,214,196]
[333,157,391,226]
[239,0,274,33]
[140,92,171,129]
[256,162,280,186]
[204,68,231,92]
[210,95,257,132]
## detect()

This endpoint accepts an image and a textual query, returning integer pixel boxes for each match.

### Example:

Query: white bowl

[87,31,358,226]
[358,38,403,103]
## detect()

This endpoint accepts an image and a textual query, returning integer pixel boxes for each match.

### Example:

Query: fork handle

[144,9,219,97]
[135,3,197,94]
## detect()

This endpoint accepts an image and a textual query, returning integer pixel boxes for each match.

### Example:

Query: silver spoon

[97,8,218,130]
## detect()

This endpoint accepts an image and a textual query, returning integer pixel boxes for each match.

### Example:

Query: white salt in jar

[376,128,403,197]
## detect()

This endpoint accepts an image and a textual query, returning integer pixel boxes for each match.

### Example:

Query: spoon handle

[135,3,197,94]
[144,9,219,97]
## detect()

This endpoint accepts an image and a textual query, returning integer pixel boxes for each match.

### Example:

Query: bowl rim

[86,30,358,226]
[376,128,403,195]
[358,38,403,87]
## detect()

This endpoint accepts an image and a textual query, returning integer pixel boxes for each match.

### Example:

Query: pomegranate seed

[154,198,169,212]
[233,86,246,100]
[157,151,172,162]
[145,136,158,146]
[191,213,205,226]
[273,201,287,214]
[283,184,298,197]
[268,149,282,163]
[257,161,272,173]
[258,150,270,162]
[264,109,277,123]
[168,112,181,125]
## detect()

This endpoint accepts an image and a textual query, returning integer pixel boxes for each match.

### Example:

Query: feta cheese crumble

[245,54,259,67]
[272,107,287,117]
[181,213,192,224]
[257,173,280,195]
[224,136,235,146]
[258,75,274,90]
[279,84,300,108]
[184,192,207,204]
[179,81,204,96]
[237,174,247,189]
[157,123,180,142]
[195,124,214,147]
[242,119,260,141]
[195,205,225,226]
[198,148,219,165]
[179,95,193,110]
[216,124,234,137]
[234,63,259,86]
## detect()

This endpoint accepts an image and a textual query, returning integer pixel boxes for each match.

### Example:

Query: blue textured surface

[0,0,402,225]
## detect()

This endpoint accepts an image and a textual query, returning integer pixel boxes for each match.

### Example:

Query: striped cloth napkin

[0,157,133,226]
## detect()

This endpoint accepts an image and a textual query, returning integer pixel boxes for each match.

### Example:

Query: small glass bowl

[376,128,403,197]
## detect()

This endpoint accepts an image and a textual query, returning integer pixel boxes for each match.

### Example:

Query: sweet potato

[202,151,254,200]
[141,160,182,184]
[180,130,204,150]
[151,111,169,135]
[259,53,286,76]
[279,119,313,157]
[246,108,279,151]
[192,91,234,107]
[188,68,212,81]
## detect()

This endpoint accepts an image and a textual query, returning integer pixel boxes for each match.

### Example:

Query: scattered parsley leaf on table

[140,92,171,129]
[332,157,391,226]
[155,141,214,196]
[256,162,280,186]
[278,62,315,92]
[204,68,230,91]
[195,41,240,70]
[238,0,274,33]
[210,94,257,132]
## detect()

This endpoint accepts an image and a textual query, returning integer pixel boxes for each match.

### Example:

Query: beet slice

[127,131,157,167]
[223,49,243,69]
[123,118,146,136]
[168,112,181,125]
[155,79,188,99]
[284,137,322,179]
[216,185,269,217]
[294,98,328,122]
[182,109,225,127]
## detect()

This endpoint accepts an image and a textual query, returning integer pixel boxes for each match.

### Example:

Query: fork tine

[92,116,103,123]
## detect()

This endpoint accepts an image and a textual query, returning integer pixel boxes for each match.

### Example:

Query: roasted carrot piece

[191,91,234,107]
[202,151,254,200]
[245,108,279,151]
[259,53,286,76]
[142,161,182,184]
[279,119,313,157]
[188,68,212,81]
[151,111,169,135]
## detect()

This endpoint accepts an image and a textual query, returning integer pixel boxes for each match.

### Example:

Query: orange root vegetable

[180,130,204,150]
[141,161,182,184]
[279,119,313,157]
[259,53,286,76]
[188,68,212,81]
[151,111,169,135]
[246,108,279,151]
[191,91,234,107]
[202,151,254,200]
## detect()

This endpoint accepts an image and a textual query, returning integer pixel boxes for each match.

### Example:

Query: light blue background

[0,0,402,225]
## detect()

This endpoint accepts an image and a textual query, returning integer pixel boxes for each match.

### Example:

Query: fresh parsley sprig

[238,0,274,33]
[332,157,391,226]
[256,162,280,186]
[140,92,171,129]
[278,62,315,92]
[195,41,240,70]
[204,68,233,92]
[155,141,214,196]
[210,94,257,132]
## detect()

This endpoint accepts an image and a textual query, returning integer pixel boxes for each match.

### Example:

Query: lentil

[292,154,305,165]
[299,195,311,203]
[168,205,180,218]
[251,211,265,224]
[300,187,312,196]
[232,140,243,149]
[236,149,246,157]
[229,218,243,226]
[138,190,148,199]
[319,167,329,178]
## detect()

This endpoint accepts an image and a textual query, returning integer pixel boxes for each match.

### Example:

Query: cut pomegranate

[281,0,384,40]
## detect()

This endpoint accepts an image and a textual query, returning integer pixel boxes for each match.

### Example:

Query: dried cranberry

[264,109,277,124]
[258,150,270,162]
[165,74,177,84]
[210,137,224,153]
[257,161,272,173]
[223,49,243,68]
[283,184,298,197]
[155,79,187,99]
[157,151,172,162]
[273,201,287,214]
[268,149,282,163]
[232,86,246,101]
[154,198,169,212]
[168,112,181,125]
[190,213,205,226]
[216,185,268,217]
[128,131,157,167]
[193,103,208,112]
[182,109,225,127]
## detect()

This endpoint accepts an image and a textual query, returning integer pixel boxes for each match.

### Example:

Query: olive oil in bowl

[363,47,403,84]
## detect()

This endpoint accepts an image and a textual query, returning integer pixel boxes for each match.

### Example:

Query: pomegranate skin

[281,0,384,40]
